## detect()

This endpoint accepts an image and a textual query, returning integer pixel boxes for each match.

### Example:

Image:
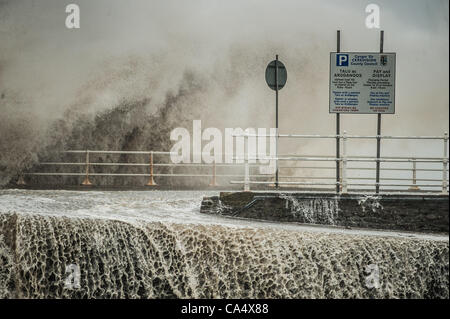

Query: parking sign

[329,52,396,114]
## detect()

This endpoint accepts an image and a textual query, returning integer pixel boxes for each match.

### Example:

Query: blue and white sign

[329,52,396,114]
[336,54,349,66]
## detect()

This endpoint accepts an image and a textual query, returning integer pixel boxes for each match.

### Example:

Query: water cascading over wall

[0,212,448,299]
[201,192,450,233]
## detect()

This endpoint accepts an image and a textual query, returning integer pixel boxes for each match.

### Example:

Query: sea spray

[0,211,448,299]
[279,194,339,225]
[358,195,383,214]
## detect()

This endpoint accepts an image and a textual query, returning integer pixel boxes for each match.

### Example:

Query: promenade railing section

[232,131,448,194]
[21,131,448,194]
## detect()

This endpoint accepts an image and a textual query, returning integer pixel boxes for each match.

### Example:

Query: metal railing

[24,150,260,188]
[231,131,449,194]
[20,131,448,194]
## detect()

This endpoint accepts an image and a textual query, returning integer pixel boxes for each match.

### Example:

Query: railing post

[409,158,419,191]
[375,30,383,194]
[81,150,92,186]
[146,151,157,186]
[336,30,341,195]
[442,132,448,195]
[16,175,26,186]
[244,135,250,192]
[375,117,381,194]
[209,160,218,187]
[342,130,348,194]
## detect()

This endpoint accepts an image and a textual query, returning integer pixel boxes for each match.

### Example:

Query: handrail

[238,133,446,140]
[20,131,449,195]
[236,131,448,194]
[234,156,446,163]
[64,150,175,155]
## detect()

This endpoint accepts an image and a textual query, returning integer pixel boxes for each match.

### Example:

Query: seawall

[0,212,448,298]
[200,192,449,233]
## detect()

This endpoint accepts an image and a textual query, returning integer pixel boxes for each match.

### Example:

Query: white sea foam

[0,189,448,298]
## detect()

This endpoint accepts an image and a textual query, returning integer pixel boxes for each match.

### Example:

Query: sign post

[329,50,395,114]
[336,30,341,194]
[376,30,384,194]
[265,56,287,189]
[329,30,395,194]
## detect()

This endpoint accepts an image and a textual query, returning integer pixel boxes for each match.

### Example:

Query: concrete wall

[201,192,449,233]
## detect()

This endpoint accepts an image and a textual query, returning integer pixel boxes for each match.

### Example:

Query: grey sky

[0,0,448,139]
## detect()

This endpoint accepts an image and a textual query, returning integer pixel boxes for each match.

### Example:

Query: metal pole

[209,160,217,187]
[146,151,156,186]
[81,150,92,185]
[244,134,250,191]
[275,54,279,189]
[16,175,26,186]
[342,130,348,193]
[376,114,381,193]
[443,132,448,194]
[336,30,341,194]
[409,159,419,191]
[375,30,384,194]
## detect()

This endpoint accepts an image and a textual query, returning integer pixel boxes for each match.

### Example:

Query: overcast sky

[0,0,448,143]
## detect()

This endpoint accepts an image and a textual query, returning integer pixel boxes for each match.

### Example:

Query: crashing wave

[0,211,448,299]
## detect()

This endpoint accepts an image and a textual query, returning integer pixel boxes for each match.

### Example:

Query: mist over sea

[1,0,448,186]
[0,0,448,300]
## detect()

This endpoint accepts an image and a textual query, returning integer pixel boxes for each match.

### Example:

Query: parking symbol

[336,54,349,66]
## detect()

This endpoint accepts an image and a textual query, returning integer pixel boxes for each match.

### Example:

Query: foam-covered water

[279,194,339,225]
[0,189,448,298]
